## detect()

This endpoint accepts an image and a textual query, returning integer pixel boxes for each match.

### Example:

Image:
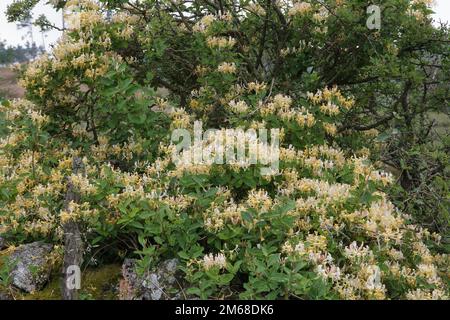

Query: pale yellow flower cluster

[293,196,323,217]
[294,109,317,127]
[169,160,211,178]
[283,233,340,280]
[193,14,216,33]
[260,95,316,128]
[188,99,203,112]
[303,156,335,176]
[312,7,329,22]
[70,173,97,196]
[66,0,100,10]
[279,145,298,162]
[248,120,266,130]
[28,110,50,128]
[84,62,109,79]
[221,84,246,104]
[0,99,49,129]
[117,24,134,39]
[202,253,227,270]
[65,0,103,30]
[287,176,352,202]
[119,171,142,188]
[3,108,21,122]
[246,189,273,214]
[306,145,346,167]
[53,37,90,60]
[21,36,116,108]
[280,46,302,57]
[351,156,372,176]
[204,199,245,232]
[170,108,192,129]
[163,194,196,212]
[369,170,394,186]
[227,100,249,114]
[351,156,394,186]
[343,241,374,262]
[382,243,448,298]
[406,288,448,300]
[323,122,337,136]
[245,3,266,16]
[319,102,340,116]
[247,81,267,93]
[348,264,386,299]
[106,168,165,207]
[111,12,141,24]
[89,135,109,160]
[288,2,312,17]
[411,0,435,6]
[207,36,236,49]
[145,157,171,176]
[107,180,190,215]
[217,62,237,74]
[353,199,405,242]
[261,94,292,115]
[23,207,57,236]
[307,87,355,110]
[20,55,48,87]
[285,236,391,299]
[71,52,97,68]
[60,201,98,224]
[194,65,210,76]
[0,132,26,149]
[107,187,141,209]
[112,138,144,161]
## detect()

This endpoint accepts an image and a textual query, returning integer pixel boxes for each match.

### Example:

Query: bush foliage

[0,0,449,299]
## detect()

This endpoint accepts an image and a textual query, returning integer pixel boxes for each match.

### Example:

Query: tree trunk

[61,157,84,300]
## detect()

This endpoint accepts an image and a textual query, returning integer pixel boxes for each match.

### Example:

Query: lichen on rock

[120,258,188,300]
[9,242,53,293]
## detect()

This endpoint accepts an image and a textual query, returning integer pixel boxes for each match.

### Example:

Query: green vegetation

[0,0,448,300]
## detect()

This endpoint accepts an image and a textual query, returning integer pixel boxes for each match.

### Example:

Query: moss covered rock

[9,242,53,293]
[120,259,188,300]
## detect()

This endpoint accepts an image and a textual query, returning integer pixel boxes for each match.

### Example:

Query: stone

[120,258,188,300]
[0,291,12,300]
[9,242,53,293]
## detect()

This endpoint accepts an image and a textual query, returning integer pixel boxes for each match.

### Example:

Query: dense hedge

[0,0,449,299]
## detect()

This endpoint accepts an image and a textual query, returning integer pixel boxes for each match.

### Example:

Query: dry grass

[0,67,25,99]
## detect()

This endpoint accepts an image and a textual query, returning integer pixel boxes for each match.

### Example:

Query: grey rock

[120,258,188,300]
[9,242,53,293]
